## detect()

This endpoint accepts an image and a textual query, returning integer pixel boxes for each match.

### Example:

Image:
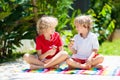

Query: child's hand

[86,59,93,67]
[52,45,57,50]
[68,38,77,54]
[68,39,74,50]
[48,45,57,56]
[84,62,91,69]
[47,49,56,56]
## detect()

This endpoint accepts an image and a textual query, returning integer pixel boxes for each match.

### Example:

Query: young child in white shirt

[66,15,104,69]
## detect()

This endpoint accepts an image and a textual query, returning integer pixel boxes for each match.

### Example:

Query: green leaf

[0,12,11,20]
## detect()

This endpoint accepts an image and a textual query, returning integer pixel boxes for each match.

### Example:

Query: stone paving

[0,57,29,80]
[0,58,28,73]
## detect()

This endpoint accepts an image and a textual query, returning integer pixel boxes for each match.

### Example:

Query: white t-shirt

[72,32,99,59]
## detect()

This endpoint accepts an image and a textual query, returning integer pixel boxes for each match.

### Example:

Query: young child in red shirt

[23,16,69,69]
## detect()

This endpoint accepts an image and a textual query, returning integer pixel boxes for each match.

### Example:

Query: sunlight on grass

[99,39,120,56]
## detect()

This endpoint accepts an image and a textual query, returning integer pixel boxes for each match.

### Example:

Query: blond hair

[36,16,58,35]
[74,15,93,30]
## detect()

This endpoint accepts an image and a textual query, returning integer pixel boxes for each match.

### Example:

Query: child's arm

[89,49,98,59]
[86,49,98,64]
[37,47,57,60]
[59,46,64,51]
[68,39,77,54]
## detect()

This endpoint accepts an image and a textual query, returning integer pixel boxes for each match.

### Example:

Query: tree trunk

[32,0,38,22]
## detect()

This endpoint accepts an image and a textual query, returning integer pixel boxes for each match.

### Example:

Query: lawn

[99,39,120,56]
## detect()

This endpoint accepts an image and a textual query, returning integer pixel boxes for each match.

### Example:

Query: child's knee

[66,58,71,64]
[23,53,30,60]
[100,56,104,63]
[60,51,69,57]
[98,55,104,63]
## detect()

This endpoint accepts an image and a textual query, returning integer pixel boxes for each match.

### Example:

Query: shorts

[72,53,99,64]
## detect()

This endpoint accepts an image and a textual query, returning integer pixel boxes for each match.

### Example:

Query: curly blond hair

[74,15,93,30]
[36,16,58,35]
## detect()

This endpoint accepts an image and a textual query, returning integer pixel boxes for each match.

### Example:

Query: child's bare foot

[30,64,44,70]
[51,65,60,69]
[93,65,103,69]
[80,63,91,70]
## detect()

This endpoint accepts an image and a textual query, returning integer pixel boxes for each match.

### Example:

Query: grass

[99,39,120,56]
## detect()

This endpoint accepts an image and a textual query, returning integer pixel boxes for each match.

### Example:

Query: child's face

[46,27,55,34]
[75,24,86,34]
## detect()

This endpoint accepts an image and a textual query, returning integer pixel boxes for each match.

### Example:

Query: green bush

[0,0,36,59]
[87,0,115,44]
[0,0,74,62]
[112,0,120,29]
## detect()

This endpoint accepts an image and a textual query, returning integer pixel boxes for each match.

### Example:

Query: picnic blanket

[22,64,120,76]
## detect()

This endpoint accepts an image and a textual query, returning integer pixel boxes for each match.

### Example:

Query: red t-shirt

[36,32,63,59]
